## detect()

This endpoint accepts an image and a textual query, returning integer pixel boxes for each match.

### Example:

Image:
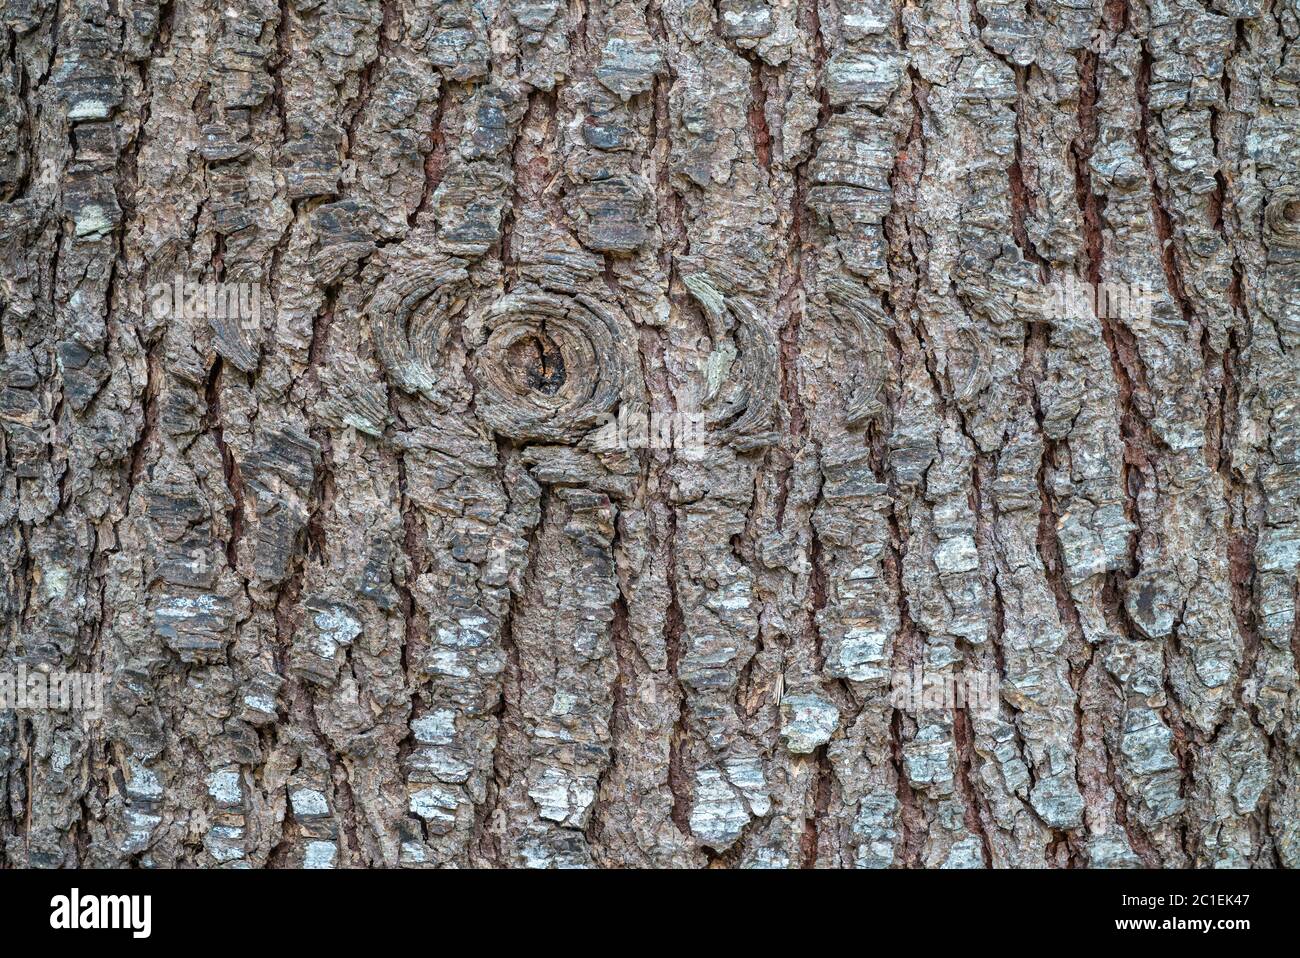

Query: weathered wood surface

[1,0,1298,867]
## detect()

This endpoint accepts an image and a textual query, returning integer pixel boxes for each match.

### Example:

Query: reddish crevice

[799,745,834,868]
[408,89,450,229]
[1135,46,1193,324]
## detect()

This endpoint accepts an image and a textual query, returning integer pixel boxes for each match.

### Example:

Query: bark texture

[1,0,1298,868]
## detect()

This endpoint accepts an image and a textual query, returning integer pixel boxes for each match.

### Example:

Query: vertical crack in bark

[1072,45,1105,289]
[1134,44,1193,325]
[746,58,772,175]
[879,69,929,869]
[586,580,634,858]
[201,358,247,568]
[1072,37,1151,638]
[385,392,425,696]
[126,335,162,488]
[1022,324,1086,644]
[798,744,833,868]
[476,454,543,865]
[1007,67,1047,275]
[342,0,396,159]
[409,89,448,229]
[951,701,993,867]
[664,505,692,839]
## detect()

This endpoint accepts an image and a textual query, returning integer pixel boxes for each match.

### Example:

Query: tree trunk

[1,0,1297,869]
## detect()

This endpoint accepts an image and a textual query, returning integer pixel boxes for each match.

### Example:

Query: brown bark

[0,0,1297,868]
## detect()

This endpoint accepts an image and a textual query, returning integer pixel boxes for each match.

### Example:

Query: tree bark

[1,0,1297,868]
